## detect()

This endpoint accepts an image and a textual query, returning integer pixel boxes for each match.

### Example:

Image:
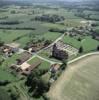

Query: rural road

[36,55,55,64]
[36,33,65,54]
[68,52,99,64]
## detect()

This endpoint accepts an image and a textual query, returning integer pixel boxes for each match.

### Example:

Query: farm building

[50,64,60,73]
[0,43,20,58]
[5,43,20,52]
[22,61,42,75]
[11,61,42,75]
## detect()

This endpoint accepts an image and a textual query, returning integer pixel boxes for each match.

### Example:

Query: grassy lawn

[28,57,51,70]
[63,35,99,52]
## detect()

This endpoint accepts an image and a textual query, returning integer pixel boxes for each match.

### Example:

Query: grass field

[28,57,51,70]
[48,54,99,100]
[0,53,20,70]
[63,35,99,52]
[0,53,20,81]
[41,32,62,41]
[42,23,66,30]
[0,70,17,81]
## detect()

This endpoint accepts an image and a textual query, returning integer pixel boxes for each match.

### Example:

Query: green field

[0,70,16,81]
[42,23,66,30]
[0,53,20,69]
[0,53,20,81]
[63,35,99,52]
[42,32,62,41]
[0,4,99,100]
[28,57,51,70]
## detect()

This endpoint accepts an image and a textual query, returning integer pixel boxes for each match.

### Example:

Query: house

[11,59,42,75]
[50,64,60,73]
[22,61,42,75]
[52,44,68,60]
[5,43,20,52]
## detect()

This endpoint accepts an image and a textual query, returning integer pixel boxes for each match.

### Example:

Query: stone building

[52,44,68,60]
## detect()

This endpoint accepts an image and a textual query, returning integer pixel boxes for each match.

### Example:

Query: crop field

[48,55,99,100]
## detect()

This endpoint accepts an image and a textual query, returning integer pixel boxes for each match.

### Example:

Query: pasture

[63,35,99,52]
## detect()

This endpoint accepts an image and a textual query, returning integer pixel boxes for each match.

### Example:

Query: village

[0,20,98,82]
[0,1,99,100]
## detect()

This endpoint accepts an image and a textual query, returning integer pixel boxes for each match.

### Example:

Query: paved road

[36,55,55,64]
[68,52,99,64]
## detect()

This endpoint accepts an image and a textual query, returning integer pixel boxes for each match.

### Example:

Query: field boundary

[68,51,99,64]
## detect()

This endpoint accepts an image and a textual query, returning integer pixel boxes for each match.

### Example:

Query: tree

[97,45,99,51]
[25,69,50,98]
[60,59,68,70]
[33,78,50,98]
[79,46,83,53]
[92,35,96,39]
[10,91,19,100]
[0,38,4,47]
[44,40,52,46]
[78,37,81,41]
[10,10,16,14]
